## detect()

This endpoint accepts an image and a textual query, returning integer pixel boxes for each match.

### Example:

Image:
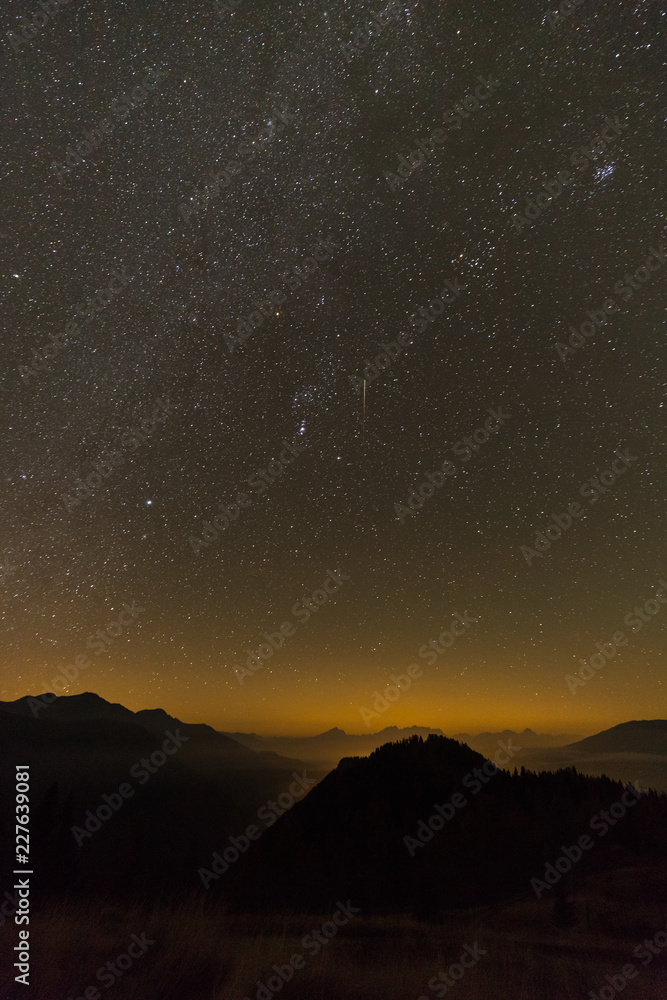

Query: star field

[1,0,665,733]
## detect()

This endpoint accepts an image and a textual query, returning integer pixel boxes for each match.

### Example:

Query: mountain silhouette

[225,725,448,765]
[566,719,667,755]
[224,733,667,916]
[515,719,667,792]
[226,725,580,766]
[3,698,666,912]
[0,694,312,900]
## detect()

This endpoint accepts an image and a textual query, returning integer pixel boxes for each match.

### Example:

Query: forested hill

[225,734,667,915]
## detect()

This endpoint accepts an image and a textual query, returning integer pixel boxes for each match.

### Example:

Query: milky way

[1,0,665,733]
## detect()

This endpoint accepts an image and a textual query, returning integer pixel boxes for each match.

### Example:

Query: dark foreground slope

[225,734,667,916]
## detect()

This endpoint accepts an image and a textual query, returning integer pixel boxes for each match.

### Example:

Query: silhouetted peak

[567,720,667,755]
[365,733,484,770]
[227,733,667,916]
[374,725,444,737]
[0,692,135,722]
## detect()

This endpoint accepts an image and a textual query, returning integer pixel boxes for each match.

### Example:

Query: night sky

[1,0,664,735]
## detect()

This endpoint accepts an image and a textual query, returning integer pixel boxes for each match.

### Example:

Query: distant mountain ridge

[0,692,248,750]
[225,725,580,766]
[1,695,665,903]
[224,726,447,766]
[516,720,667,793]
[0,693,314,899]
[566,719,667,755]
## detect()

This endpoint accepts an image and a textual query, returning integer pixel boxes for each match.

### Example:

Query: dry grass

[1,863,666,999]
